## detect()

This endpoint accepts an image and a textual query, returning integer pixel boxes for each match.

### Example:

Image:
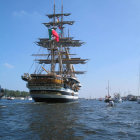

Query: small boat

[128,96,137,101]
[104,95,112,103]
[98,98,103,101]
[28,97,32,101]
[104,81,113,103]
[113,93,122,103]
[7,97,15,100]
[20,97,25,100]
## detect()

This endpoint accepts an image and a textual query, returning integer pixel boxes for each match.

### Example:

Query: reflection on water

[0,99,140,140]
[27,102,83,140]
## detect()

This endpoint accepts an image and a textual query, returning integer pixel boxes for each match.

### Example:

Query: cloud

[4,63,14,69]
[13,10,27,17]
[12,10,42,18]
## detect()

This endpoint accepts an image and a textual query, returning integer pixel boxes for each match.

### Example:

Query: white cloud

[12,10,42,18]
[4,63,14,69]
[13,10,28,17]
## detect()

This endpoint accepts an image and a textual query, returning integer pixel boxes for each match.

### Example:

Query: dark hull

[129,98,137,101]
[0,93,4,99]
[33,97,78,103]
[104,98,112,103]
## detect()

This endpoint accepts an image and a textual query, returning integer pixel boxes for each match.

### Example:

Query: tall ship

[22,1,87,102]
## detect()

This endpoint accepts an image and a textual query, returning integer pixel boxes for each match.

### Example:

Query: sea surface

[0,99,140,140]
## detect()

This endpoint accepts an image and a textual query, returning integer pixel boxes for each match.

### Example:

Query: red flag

[52,29,59,42]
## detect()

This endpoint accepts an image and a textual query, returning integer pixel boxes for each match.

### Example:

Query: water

[0,99,140,140]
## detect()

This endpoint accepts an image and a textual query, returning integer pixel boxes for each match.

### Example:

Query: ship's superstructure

[22,1,87,102]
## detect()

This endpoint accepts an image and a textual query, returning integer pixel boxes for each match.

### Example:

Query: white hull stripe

[31,93,78,99]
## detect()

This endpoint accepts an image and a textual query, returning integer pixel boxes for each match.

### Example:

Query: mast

[51,0,56,73]
[58,0,64,75]
[61,0,73,77]
[138,65,140,96]
[33,1,87,76]
[53,0,55,25]
[61,0,63,38]
[51,42,55,73]
[108,80,110,96]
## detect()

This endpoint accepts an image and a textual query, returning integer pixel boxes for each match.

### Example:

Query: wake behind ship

[22,2,87,103]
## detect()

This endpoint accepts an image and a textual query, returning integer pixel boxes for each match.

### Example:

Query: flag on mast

[48,29,59,42]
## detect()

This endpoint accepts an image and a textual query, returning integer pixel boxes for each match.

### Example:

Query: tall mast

[50,0,56,73]
[51,42,55,73]
[108,80,110,96]
[61,0,72,76]
[61,0,63,38]
[58,0,64,75]
[53,0,55,25]
[138,65,140,96]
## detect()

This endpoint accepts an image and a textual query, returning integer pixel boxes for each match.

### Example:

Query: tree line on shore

[4,89,29,97]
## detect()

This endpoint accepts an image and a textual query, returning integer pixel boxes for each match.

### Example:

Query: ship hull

[29,88,78,103]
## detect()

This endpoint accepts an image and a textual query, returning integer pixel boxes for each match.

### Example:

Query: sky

[1,0,140,98]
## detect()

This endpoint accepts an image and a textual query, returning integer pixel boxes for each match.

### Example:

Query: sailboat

[104,81,113,103]
[21,1,87,103]
[113,93,122,103]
